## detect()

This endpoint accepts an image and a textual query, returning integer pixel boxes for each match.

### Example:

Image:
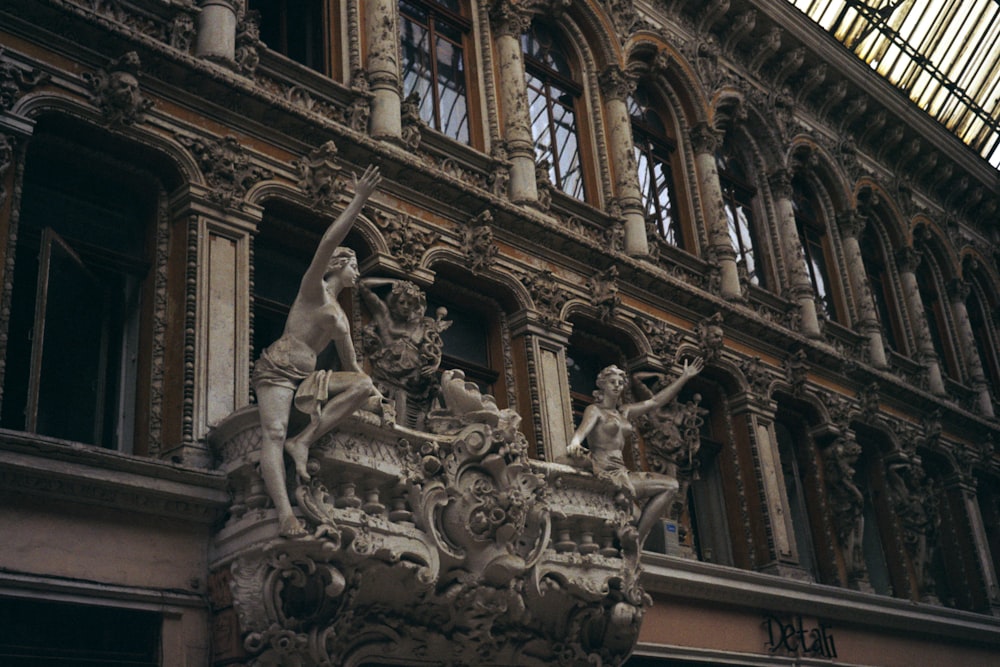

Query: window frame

[717,146,767,289]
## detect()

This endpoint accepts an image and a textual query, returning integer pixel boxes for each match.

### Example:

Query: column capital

[768,168,793,201]
[836,210,867,239]
[689,122,720,155]
[488,0,532,37]
[895,246,922,273]
[947,278,971,302]
[598,65,636,102]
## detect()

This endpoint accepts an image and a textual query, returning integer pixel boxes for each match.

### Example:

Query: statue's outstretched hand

[680,356,705,380]
[353,164,382,200]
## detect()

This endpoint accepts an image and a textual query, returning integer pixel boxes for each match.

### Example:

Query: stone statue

[252,165,382,538]
[359,277,450,427]
[568,358,705,546]
[885,448,937,600]
[823,436,865,583]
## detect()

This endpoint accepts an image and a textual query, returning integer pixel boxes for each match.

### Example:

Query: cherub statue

[252,165,383,537]
[359,278,450,426]
[568,358,705,546]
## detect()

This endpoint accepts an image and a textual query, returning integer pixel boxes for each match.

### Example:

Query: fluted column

[690,123,741,299]
[896,247,946,395]
[195,0,237,63]
[489,2,537,203]
[948,279,995,417]
[837,211,888,368]
[365,0,402,140]
[770,169,821,337]
[599,65,648,256]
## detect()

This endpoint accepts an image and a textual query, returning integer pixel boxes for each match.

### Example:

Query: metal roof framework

[787,0,1000,169]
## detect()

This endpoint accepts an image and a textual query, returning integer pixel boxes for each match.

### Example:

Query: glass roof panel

[787,0,1000,169]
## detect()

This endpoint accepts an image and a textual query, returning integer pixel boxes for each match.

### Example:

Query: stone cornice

[0,430,229,523]
[641,553,1000,646]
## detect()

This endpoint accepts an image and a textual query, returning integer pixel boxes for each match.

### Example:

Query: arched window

[629,87,683,248]
[1,134,156,452]
[251,0,327,73]
[717,146,766,288]
[860,223,905,353]
[523,21,586,201]
[792,177,841,322]
[399,0,473,145]
[855,448,894,595]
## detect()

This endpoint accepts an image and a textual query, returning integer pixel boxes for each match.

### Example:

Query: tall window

[400,0,472,144]
[523,22,586,201]
[793,179,840,322]
[775,420,818,578]
[857,451,894,596]
[251,0,326,73]
[1,138,154,452]
[429,288,505,402]
[717,147,765,287]
[629,87,683,248]
[860,225,904,353]
[685,390,734,567]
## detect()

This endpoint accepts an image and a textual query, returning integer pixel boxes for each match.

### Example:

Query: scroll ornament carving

[169,11,197,52]
[179,134,273,209]
[462,209,499,274]
[522,269,568,327]
[487,143,512,197]
[535,159,554,211]
[216,374,650,665]
[294,140,346,209]
[374,210,440,272]
[235,10,263,75]
[635,315,681,361]
[784,348,809,395]
[588,266,621,322]
[740,356,774,400]
[0,49,51,111]
[400,91,424,150]
[84,52,154,127]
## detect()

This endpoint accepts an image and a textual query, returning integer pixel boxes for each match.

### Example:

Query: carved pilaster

[896,246,945,395]
[771,168,820,337]
[690,124,740,300]
[195,0,238,63]
[365,0,402,139]
[948,278,995,417]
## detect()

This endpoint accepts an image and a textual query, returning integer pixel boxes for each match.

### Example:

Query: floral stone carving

[211,373,650,666]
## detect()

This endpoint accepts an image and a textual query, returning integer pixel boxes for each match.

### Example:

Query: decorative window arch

[774,415,820,579]
[859,219,906,354]
[629,85,684,249]
[523,20,587,201]
[399,0,474,145]
[914,249,961,380]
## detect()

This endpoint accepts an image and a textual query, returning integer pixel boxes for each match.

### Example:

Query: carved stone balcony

[209,403,647,667]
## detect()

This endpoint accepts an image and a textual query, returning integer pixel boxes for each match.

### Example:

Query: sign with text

[762,614,837,659]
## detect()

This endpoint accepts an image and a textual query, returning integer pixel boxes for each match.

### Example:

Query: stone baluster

[948,279,995,418]
[365,0,402,140]
[837,211,888,368]
[770,169,821,337]
[489,2,537,204]
[896,247,946,395]
[195,0,238,63]
[599,65,648,257]
[690,123,741,300]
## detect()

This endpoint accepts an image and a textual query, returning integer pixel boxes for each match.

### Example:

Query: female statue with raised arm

[253,165,382,537]
[568,357,705,546]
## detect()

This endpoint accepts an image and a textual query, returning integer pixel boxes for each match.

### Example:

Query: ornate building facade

[1,0,999,665]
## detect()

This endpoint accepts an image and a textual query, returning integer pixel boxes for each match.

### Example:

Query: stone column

[365,0,402,140]
[489,3,537,204]
[508,312,574,462]
[164,185,259,465]
[895,247,946,395]
[690,123,741,300]
[599,65,648,257]
[770,169,821,338]
[948,279,995,418]
[837,211,888,368]
[195,0,238,63]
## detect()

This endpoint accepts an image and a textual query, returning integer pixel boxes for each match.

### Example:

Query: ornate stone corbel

[0,49,50,111]
[400,90,424,149]
[83,51,154,127]
[587,266,621,323]
[461,209,499,275]
[294,141,346,209]
[521,269,568,327]
[635,315,682,361]
[234,9,262,75]
[694,312,725,362]
[784,348,809,396]
[535,159,554,211]
[740,356,774,401]
[178,134,272,209]
[169,10,197,52]
[749,26,781,73]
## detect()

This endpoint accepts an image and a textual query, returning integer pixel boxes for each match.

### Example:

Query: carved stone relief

[179,134,273,209]
[83,52,154,126]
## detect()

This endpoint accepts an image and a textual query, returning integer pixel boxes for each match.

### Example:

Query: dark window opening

[860,226,904,353]
[251,0,326,73]
[793,180,840,322]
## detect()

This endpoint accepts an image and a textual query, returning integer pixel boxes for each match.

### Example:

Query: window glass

[523,22,586,201]
[793,180,840,322]
[629,89,682,248]
[1,144,151,451]
[860,225,903,352]
[717,148,764,287]
[250,0,325,72]
[400,0,471,144]
[776,420,818,577]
